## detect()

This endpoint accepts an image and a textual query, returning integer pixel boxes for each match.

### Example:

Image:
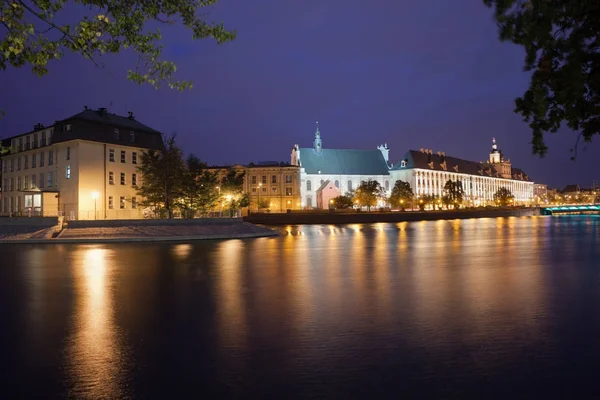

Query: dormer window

[129,131,135,142]
[114,128,120,140]
[62,124,71,132]
[400,160,407,168]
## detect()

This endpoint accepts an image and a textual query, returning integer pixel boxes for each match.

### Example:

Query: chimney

[98,107,108,116]
[127,111,135,120]
[33,123,44,130]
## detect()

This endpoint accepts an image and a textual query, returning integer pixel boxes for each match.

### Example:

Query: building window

[306,196,312,207]
[272,187,277,192]
[33,133,39,148]
[26,136,31,150]
[286,187,292,196]
[16,177,21,191]
[335,180,339,188]
[31,174,36,189]
[121,150,126,163]
[132,196,137,209]
[39,173,44,189]
[348,181,353,191]
[130,132,135,143]
[132,152,137,165]
[120,172,125,185]
[252,188,257,193]
[39,152,44,167]
[108,196,114,209]
[262,187,267,193]
[24,155,28,169]
[251,175,257,184]
[46,130,52,145]
[261,175,267,184]
[32,154,36,168]
[47,172,53,187]
[66,146,70,160]
[24,175,29,190]
[62,124,71,132]
[401,160,407,168]
[41,133,46,146]
[114,128,120,140]
[285,175,293,184]
[10,159,14,172]
[120,196,125,209]
[109,172,114,185]
[109,149,115,162]
[307,180,312,191]
[48,150,53,165]
[65,165,71,179]
[271,175,277,184]
[132,173,137,186]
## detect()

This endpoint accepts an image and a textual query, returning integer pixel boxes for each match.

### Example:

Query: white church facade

[290,123,392,208]
[390,138,534,205]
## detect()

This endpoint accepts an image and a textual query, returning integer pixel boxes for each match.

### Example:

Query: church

[290,123,392,208]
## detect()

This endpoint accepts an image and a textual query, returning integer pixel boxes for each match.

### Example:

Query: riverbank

[0,218,279,243]
[244,207,537,225]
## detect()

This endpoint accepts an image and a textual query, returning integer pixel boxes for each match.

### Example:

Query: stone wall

[67,217,244,229]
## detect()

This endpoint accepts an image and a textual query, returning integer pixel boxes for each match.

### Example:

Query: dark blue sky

[1,0,597,189]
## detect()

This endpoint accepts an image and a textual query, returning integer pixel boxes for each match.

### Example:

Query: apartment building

[0,107,163,220]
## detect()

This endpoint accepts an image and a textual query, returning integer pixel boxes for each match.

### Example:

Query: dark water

[1,216,600,399]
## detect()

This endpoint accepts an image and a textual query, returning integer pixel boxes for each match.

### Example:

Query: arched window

[335,180,339,188]
[306,180,312,191]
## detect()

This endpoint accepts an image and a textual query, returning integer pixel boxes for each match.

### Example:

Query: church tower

[313,121,323,153]
[489,137,501,164]
[489,137,512,178]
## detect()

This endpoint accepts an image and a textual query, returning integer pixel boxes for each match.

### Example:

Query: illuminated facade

[0,108,163,220]
[291,123,392,208]
[390,139,534,205]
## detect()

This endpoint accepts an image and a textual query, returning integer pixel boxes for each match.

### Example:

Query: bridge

[540,204,600,215]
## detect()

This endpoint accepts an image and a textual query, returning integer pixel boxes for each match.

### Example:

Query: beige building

[0,107,163,220]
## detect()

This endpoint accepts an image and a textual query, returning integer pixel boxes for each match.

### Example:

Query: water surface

[1,216,599,399]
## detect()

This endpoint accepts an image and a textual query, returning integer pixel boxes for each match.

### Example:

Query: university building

[291,123,392,208]
[390,138,534,205]
[0,107,163,219]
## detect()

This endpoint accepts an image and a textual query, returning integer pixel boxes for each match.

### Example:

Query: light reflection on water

[2,216,600,398]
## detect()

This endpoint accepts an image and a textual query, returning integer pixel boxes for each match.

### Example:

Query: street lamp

[91,191,99,220]
[258,182,262,211]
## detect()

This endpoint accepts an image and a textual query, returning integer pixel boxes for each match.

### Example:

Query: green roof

[299,148,390,175]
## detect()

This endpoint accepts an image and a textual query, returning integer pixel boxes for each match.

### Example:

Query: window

[62,124,71,132]
[271,175,277,184]
[24,156,28,169]
[262,187,267,193]
[348,181,353,191]
[46,130,52,145]
[65,165,71,179]
[272,187,277,192]
[262,175,267,184]
[26,136,31,150]
[48,150,53,165]
[9,178,13,191]
[32,154,36,168]
[306,196,312,207]
[39,152,44,167]
[285,175,293,184]
[120,173,126,185]
[17,157,21,171]
[286,187,292,196]
[10,159,14,172]
[16,177,21,191]
[33,133,39,148]
[114,128,120,140]
[130,132,135,143]
[47,172,53,187]
[109,172,114,185]
[31,175,36,189]
[252,188,257,193]
[251,176,257,184]
[132,152,137,164]
[108,196,114,209]
[120,196,125,209]
[306,180,312,191]
[132,196,137,209]
[39,173,44,189]
[24,175,29,190]
[121,150,126,163]
[400,160,407,168]
[41,133,46,146]
[335,180,339,188]
[66,146,70,160]
[132,173,137,186]
[18,137,23,152]
[109,149,115,162]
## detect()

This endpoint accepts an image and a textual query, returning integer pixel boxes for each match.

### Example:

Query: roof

[392,150,533,182]
[61,109,162,134]
[298,148,390,175]
[562,184,581,193]
[316,179,331,192]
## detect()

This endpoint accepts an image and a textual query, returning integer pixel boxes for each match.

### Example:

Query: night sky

[0,0,597,189]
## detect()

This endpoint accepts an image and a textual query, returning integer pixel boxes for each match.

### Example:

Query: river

[1,216,599,399]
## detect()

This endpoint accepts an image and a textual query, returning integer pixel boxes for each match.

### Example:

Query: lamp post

[216,186,221,217]
[91,191,99,220]
[258,182,262,211]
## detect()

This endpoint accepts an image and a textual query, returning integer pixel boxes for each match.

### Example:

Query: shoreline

[245,207,538,225]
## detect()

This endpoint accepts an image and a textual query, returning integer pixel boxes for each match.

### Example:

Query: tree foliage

[0,0,235,92]
[388,180,414,210]
[484,0,600,157]
[354,180,385,211]
[494,187,515,206]
[331,194,354,209]
[136,135,186,218]
[219,167,247,216]
[443,180,464,206]
[179,154,220,217]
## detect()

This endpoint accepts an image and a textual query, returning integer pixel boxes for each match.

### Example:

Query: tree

[179,154,220,218]
[484,1,600,158]
[354,180,385,211]
[256,198,270,211]
[443,180,464,207]
[219,167,247,216]
[136,135,185,218]
[388,180,414,210]
[494,187,515,206]
[0,1,235,93]
[331,194,354,209]
[420,194,438,210]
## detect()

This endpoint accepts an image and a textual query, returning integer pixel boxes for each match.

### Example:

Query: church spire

[313,120,323,152]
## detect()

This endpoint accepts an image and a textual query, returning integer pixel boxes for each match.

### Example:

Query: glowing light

[91,191,99,200]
